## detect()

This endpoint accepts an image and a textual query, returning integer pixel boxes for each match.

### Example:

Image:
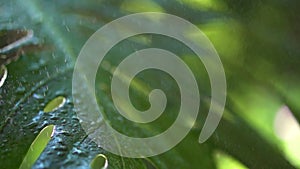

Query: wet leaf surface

[0,0,299,169]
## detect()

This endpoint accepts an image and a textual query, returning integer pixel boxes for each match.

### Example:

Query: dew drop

[43,96,66,113]
[50,114,59,120]
[33,93,44,100]
[16,86,26,94]
[56,151,64,157]
[90,154,108,169]
[71,147,85,156]
[52,144,68,152]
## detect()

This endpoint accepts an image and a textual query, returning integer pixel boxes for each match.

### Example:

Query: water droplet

[37,121,49,130]
[50,115,59,121]
[55,137,64,144]
[33,93,44,100]
[56,151,65,157]
[16,86,26,94]
[25,121,38,129]
[90,154,108,169]
[71,147,85,156]
[43,96,66,113]
[52,145,68,152]
[55,129,71,136]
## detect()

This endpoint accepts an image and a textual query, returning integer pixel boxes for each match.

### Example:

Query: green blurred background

[0,0,300,168]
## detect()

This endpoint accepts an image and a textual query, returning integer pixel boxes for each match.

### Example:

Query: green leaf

[0,0,299,169]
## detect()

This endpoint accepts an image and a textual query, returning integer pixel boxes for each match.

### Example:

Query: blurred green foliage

[0,0,299,168]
